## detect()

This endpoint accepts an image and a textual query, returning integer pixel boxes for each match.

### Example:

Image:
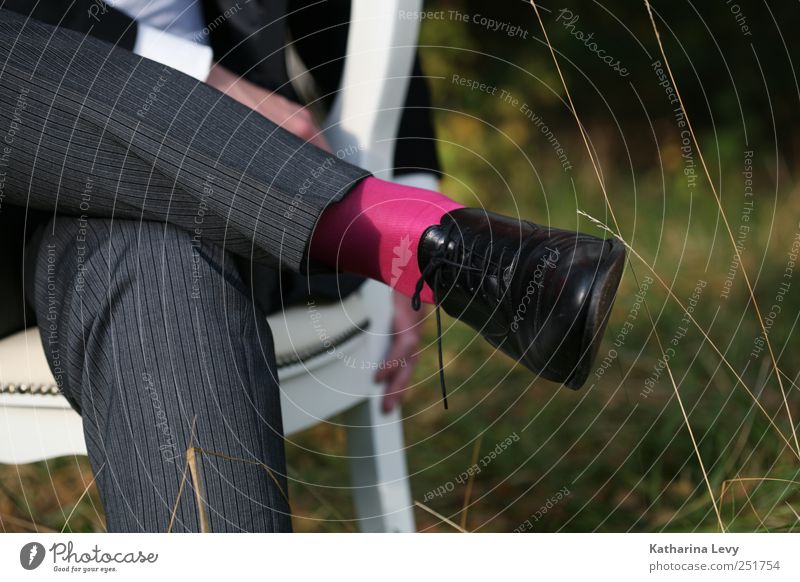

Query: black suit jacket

[4,0,441,176]
[0,0,441,336]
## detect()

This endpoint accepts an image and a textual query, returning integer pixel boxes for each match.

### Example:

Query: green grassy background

[2,1,799,533]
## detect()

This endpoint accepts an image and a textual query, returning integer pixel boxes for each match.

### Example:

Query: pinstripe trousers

[0,9,373,531]
[29,216,292,532]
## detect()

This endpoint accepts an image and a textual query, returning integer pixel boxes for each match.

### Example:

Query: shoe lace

[410,231,509,410]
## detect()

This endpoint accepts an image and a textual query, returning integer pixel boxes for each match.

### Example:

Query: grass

[2,174,798,531]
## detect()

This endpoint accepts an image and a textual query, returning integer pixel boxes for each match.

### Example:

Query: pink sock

[310,176,464,304]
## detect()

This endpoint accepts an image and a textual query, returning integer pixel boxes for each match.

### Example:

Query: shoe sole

[564,238,627,389]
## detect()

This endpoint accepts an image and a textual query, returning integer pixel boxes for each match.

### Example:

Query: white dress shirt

[113,0,213,80]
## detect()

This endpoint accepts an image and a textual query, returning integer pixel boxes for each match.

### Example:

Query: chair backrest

[324,0,422,175]
[273,0,425,429]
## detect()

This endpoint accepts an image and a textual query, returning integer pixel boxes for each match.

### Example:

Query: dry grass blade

[719,477,800,530]
[168,455,191,533]
[169,416,198,533]
[61,463,104,533]
[285,462,357,533]
[0,512,58,533]
[192,447,289,505]
[786,501,800,524]
[738,480,768,531]
[528,0,725,531]
[580,210,800,460]
[719,477,800,507]
[460,433,484,530]
[414,500,469,533]
[187,447,210,533]
[168,416,210,533]
[169,439,291,533]
[642,0,799,459]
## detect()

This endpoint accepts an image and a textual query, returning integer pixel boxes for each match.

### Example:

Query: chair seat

[269,291,370,380]
[0,285,387,452]
[0,290,370,393]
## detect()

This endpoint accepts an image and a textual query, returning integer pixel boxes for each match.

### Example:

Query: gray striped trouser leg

[30,215,291,532]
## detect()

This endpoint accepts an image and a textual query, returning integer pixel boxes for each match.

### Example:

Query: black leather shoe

[412,208,625,406]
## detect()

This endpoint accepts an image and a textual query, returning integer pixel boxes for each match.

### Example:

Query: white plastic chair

[0,0,425,533]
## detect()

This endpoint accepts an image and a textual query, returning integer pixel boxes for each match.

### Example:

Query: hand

[205,64,331,151]
[376,291,426,413]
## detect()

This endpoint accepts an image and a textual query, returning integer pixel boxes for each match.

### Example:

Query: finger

[374,363,392,384]
[374,338,416,383]
[280,116,331,152]
[310,132,332,153]
[383,365,414,413]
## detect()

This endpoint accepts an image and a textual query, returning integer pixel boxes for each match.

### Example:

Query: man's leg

[30,216,291,532]
[3,7,625,395]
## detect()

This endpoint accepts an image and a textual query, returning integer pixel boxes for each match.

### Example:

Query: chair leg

[345,397,416,532]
